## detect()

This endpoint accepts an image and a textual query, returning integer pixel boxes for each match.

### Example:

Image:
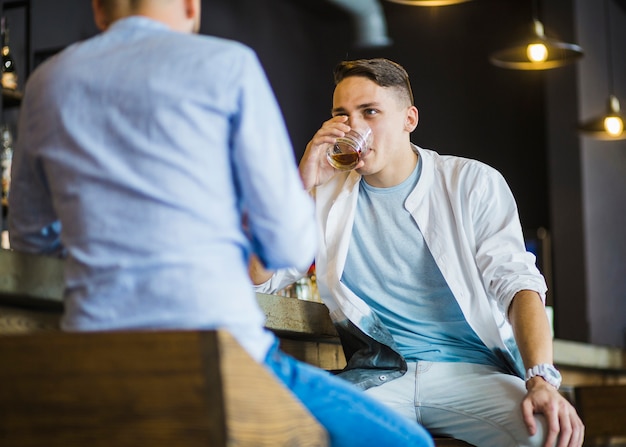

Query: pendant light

[489,0,583,70]
[579,0,625,140]
[385,0,471,6]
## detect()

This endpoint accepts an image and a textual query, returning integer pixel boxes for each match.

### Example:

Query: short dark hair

[333,58,414,106]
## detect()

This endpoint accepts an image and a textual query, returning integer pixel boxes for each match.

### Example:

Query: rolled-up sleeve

[471,167,547,316]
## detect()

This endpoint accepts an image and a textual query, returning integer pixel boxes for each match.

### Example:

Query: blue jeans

[264,342,433,447]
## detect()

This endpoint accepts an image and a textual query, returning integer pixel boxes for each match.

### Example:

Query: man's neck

[362,146,418,189]
[98,0,197,34]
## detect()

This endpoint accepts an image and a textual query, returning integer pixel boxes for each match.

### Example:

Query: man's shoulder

[418,147,507,195]
[186,32,256,58]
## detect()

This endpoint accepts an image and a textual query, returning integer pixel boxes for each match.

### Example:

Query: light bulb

[527,43,548,62]
[603,116,624,136]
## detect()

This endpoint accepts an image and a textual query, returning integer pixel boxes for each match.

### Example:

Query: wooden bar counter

[1,249,625,387]
[3,249,626,446]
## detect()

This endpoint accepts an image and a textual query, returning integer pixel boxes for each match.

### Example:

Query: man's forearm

[248,254,274,285]
[508,289,554,370]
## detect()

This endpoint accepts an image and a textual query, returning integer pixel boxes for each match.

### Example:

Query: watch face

[545,366,562,380]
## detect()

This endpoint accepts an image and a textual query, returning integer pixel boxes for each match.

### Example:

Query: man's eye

[364,109,378,116]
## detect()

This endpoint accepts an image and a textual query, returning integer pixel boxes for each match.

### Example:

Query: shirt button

[379,375,387,381]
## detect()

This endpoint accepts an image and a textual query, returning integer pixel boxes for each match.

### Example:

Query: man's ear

[405,106,419,132]
[183,0,201,32]
[184,0,198,19]
[91,0,109,31]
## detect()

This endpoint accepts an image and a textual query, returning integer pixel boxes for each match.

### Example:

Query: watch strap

[525,363,562,390]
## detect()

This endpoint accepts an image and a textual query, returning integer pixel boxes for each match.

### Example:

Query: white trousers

[364,361,549,447]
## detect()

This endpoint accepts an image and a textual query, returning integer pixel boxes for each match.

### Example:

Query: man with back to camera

[8,2,435,445]
[251,57,585,447]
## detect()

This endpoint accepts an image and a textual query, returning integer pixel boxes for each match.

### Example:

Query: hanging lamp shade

[490,19,583,70]
[579,96,626,141]
[385,0,471,6]
[578,0,625,140]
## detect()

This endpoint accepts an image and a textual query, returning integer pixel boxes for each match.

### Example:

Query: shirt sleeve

[470,165,547,315]
[229,48,316,273]
[8,102,64,257]
[252,266,306,294]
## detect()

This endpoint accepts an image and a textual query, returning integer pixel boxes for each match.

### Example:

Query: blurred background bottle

[2,16,18,90]
[1,123,13,249]
[294,264,321,303]
[275,263,321,303]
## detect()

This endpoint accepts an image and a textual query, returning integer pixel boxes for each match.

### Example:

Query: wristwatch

[525,363,562,390]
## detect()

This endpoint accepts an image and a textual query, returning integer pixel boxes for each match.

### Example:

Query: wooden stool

[433,436,476,446]
[0,329,327,447]
[574,384,626,446]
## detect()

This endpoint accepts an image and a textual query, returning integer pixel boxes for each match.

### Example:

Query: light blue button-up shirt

[9,17,316,361]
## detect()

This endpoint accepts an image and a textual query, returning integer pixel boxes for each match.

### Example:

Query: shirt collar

[108,16,171,33]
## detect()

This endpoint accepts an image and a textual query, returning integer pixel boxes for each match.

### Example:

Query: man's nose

[346,116,362,129]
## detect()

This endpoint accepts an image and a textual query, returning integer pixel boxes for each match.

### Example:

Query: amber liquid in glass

[328,151,359,170]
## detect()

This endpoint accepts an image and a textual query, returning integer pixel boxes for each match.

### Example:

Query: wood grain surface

[0,330,328,447]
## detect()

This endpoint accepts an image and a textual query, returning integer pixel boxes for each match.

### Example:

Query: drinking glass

[326,126,372,171]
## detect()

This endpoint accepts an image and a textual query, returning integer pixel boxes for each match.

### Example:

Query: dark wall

[11,0,550,231]
[199,0,550,231]
[11,0,620,345]
[574,0,626,349]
